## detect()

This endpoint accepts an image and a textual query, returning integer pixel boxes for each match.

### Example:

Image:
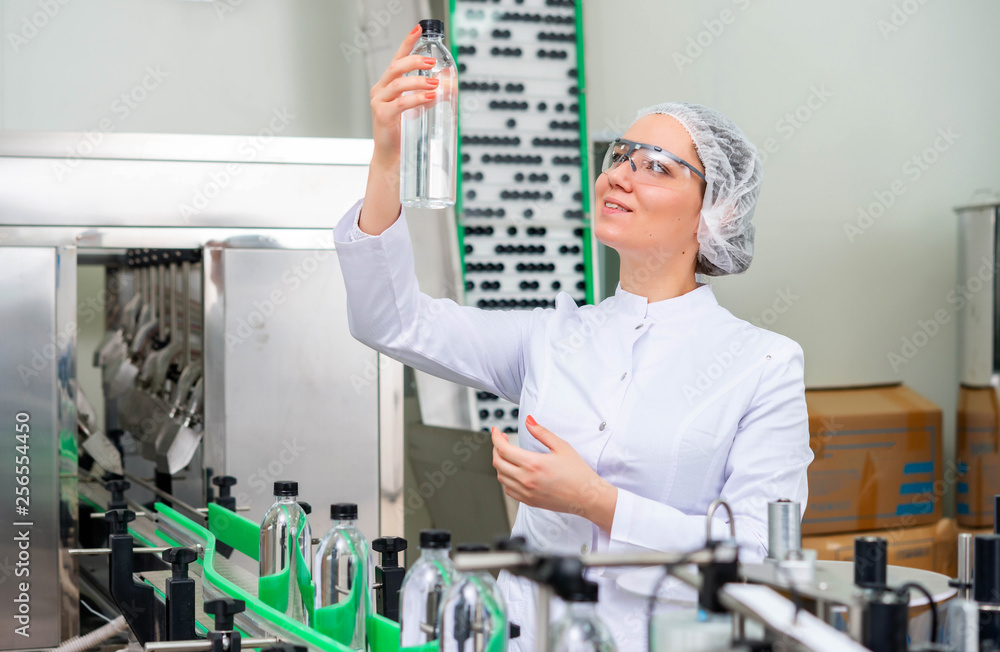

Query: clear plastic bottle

[400,18,457,209]
[259,481,312,624]
[440,543,507,652]
[551,580,616,652]
[399,529,456,646]
[313,503,371,650]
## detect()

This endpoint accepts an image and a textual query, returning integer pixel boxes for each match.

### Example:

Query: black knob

[104,479,131,510]
[994,494,1000,535]
[204,598,245,631]
[510,623,521,639]
[162,547,198,580]
[975,535,1000,604]
[854,536,887,588]
[298,501,312,515]
[212,476,237,498]
[495,536,527,552]
[104,509,136,536]
[373,537,408,568]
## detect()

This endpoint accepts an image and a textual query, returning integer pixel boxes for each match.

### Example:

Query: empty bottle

[400,18,458,209]
[313,503,371,650]
[440,543,507,652]
[259,481,312,624]
[551,580,616,652]
[400,529,456,646]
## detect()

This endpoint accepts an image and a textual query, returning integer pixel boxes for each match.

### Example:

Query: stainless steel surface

[0,247,71,649]
[0,130,373,164]
[718,584,869,652]
[380,357,406,537]
[453,549,724,573]
[536,584,552,652]
[955,203,1000,386]
[88,506,249,518]
[0,134,410,645]
[201,246,226,502]
[706,498,738,541]
[219,248,383,539]
[741,560,957,607]
[0,132,373,229]
[144,637,282,652]
[68,547,177,556]
[958,532,974,601]
[124,471,206,524]
[768,500,802,561]
[55,245,81,642]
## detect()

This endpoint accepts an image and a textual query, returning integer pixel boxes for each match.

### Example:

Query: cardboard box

[802,518,957,577]
[803,385,942,535]
[957,386,1000,528]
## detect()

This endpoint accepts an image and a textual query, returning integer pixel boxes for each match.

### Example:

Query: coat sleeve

[608,341,812,562]
[333,198,541,405]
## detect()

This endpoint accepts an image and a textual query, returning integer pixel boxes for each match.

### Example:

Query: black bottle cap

[854,536,887,588]
[564,579,599,603]
[420,529,451,549]
[331,503,358,520]
[420,19,444,36]
[273,481,298,496]
[456,543,489,553]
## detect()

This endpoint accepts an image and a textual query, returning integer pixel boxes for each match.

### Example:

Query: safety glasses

[601,138,706,190]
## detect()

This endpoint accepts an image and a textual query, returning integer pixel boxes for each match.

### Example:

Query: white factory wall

[583,0,1000,513]
[0,0,374,136]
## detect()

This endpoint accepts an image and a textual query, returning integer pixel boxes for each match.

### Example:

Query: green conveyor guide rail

[82,493,494,651]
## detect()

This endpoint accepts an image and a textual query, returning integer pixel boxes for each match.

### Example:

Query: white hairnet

[633,102,763,276]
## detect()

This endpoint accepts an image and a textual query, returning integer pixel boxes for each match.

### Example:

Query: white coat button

[580,544,589,554]
[621,372,627,381]
[599,421,607,431]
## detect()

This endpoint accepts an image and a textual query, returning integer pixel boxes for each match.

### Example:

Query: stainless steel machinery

[0,132,411,649]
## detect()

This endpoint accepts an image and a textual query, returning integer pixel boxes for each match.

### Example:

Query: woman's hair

[633,102,764,276]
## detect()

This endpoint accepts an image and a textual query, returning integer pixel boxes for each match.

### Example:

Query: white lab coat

[333,199,812,651]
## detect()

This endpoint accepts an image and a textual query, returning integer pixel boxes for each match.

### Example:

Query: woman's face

[594,114,706,263]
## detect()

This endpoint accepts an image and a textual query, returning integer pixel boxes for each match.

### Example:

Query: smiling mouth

[603,201,632,213]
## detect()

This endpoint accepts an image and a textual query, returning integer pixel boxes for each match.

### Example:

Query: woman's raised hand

[360,24,441,235]
[369,24,441,165]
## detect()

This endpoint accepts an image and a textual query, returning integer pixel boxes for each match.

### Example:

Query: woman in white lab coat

[333,27,812,651]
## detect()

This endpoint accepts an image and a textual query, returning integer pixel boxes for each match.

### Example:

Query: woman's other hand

[492,416,619,532]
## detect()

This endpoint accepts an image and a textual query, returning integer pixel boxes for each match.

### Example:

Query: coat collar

[612,282,718,321]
